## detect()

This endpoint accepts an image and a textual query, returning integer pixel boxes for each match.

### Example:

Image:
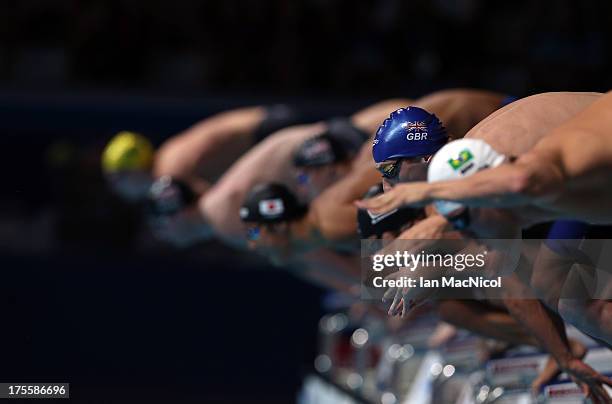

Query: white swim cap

[427,138,506,216]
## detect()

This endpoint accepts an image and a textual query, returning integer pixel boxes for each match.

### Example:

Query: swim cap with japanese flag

[240,183,307,223]
[427,138,506,217]
[259,198,285,216]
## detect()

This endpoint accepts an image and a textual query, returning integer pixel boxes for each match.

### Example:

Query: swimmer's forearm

[425,164,533,207]
[503,297,574,365]
[438,301,538,346]
[537,91,612,188]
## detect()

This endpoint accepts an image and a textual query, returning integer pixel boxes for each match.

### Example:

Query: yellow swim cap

[102,131,154,173]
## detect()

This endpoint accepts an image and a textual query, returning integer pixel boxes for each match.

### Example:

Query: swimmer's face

[245,222,292,257]
[295,163,349,200]
[378,155,432,191]
[106,170,152,202]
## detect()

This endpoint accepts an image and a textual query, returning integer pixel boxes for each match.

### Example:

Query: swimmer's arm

[355,165,538,213]
[530,243,577,310]
[431,113,612,211]
[153,107,266,193]
[426,161,543,206]
[548,90,612,180]
[437,300,539,346]
[500,268,577,366]
[525,92,612,220]
[397,214,456,241]
[314,165,381,241]
[502,286,574,365]
[392,236,485,312]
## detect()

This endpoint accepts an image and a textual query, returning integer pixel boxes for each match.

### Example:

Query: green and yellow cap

[102,131,154,173]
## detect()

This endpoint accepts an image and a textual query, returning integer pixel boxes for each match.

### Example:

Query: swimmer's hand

[427,322,457,348]
[560,358,612,403]
[373,215,454,259]
[354,182,431,214]
[381,267,437,318]
[382,269,418,318]
[375,216,456,318]
[531,339,587,397]
[397,214,452,241]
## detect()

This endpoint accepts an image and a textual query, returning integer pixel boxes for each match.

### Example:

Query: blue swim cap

[372,107,448,163]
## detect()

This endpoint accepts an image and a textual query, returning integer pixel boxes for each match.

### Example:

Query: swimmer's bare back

[153,106,267,190]
[350,90,508,168]
[414,89,507,139]
[466,92,602,156]
[202,98,427,247]
[453,93,602,228]
[201,122,327,247]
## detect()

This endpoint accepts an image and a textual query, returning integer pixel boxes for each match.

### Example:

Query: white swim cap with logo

[427,138,506,217]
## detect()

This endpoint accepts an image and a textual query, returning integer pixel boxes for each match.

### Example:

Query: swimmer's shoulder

[510,92,602,112]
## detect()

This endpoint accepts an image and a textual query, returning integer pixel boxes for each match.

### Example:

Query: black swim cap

[293,118,368,168]
[252,104,305,144]
[240,183,307,223]
[357,184,423,238]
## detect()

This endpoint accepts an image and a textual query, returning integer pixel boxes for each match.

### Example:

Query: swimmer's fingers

[410,238,442,253]
[375,242,421,264]
[355,190,403,215]
[587,377,612,404]
[401,296,409,318]
[591,384,612,404]
[400,290,420,318]
[382,286,396,303]
[387,289,402,316]
[388,297,404,317]
[393,296,420,318]
[388,289,402,316]
[581,382,608,404]
[394,299,404,317]
[355,183,431,214]
[599,374,612,388]
[383,267,409,282]
[564,359,612,403]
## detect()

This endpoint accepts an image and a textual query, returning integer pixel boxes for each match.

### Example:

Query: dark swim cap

[293,134,345,167]
[372,107,448,163]
[240,183,307,223]
[252,104,305,144]
[293,118,368,168]
[357,184,423,238]
[147,175,196,217]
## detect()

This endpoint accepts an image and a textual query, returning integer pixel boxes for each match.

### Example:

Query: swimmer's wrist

[430,177,474,203]
[425,181,445,202]
[546,347,577,370]
[557,355,579,369]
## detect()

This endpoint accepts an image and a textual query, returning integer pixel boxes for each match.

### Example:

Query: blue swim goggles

[246,226,261,241]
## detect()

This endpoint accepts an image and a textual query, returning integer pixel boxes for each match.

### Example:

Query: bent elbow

[152,141,181,177]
